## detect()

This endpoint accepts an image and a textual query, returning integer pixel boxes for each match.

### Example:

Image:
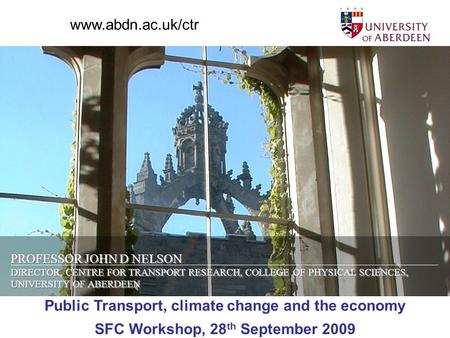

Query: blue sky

[0,47,271,237]
[0,47,75,236]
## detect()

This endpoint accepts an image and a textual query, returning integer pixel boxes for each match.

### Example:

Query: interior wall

[373,47,449,295]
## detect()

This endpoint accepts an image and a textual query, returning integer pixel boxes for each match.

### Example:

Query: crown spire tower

[131,83,267,235]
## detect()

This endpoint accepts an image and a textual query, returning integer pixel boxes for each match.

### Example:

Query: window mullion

[202,46,213,296]
[0,192,76,205]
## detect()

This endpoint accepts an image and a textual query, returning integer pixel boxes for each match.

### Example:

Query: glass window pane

[0,199,67,295]
[0,235,65,296]
[0,47,76,197]
[127,61,207,233]
[205,66,275,238]
[133,211,208,296]
[165,46,202,59]
[0,198,64,236]
[210,221,274,296]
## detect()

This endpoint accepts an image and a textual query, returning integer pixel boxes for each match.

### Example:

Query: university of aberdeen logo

[341,10,363,38]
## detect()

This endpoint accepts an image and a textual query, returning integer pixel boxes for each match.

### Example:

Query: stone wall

[136,232,273,296]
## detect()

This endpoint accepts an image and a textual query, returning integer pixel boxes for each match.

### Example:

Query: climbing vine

[190,46,295,295]
[58,111,76,296]
[232,47,295,295]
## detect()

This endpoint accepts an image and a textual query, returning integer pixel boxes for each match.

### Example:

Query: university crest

[341,10,363,38]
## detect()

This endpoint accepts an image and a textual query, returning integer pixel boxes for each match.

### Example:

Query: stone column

[247,47,339,295]
[283,49,338,295]
[75,53,102,294]
[354,47,396,295]
[95,47,129,296]
[43,47,130,295]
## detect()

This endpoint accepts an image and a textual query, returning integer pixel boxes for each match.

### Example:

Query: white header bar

[0,0,447,45]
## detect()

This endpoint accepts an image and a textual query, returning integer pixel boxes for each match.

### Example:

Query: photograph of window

[0,46,448,297]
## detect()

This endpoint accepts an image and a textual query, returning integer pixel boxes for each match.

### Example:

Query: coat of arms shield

[341,11,363,38]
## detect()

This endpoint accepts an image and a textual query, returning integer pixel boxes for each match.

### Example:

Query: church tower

[173,81,228,175]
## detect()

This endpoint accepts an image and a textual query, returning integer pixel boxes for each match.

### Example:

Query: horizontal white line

[10,263,439,267]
